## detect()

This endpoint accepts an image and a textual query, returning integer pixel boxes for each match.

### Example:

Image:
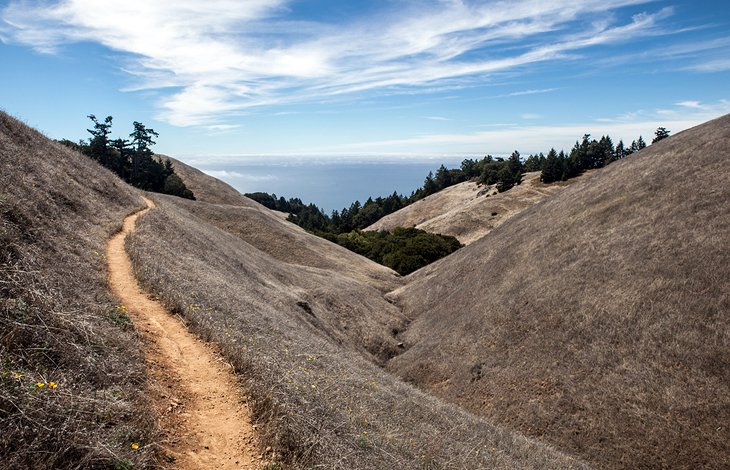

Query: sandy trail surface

[107,196,259,469]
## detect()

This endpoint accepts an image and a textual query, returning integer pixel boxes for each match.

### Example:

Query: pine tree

[652,127,670,143]
[497,151,523,192]
[85,115,114,167]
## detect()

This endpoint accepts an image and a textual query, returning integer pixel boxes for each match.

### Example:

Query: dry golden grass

[367,171,584,245]
[388,114,730,468]
[162,155,401,293]
[126,193,588,469]
[0,111,158,468]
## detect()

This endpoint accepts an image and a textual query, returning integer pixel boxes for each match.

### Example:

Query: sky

[1,0,729,162]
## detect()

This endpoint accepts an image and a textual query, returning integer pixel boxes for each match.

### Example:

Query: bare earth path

[107,196,259,469]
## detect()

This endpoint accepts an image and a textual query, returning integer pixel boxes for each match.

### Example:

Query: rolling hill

[4,108,728,469]
[1,112,585,469]
[386,114,730,468]
[366,171,585,245]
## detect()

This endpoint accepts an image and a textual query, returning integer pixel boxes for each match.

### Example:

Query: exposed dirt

[107,196,260,469]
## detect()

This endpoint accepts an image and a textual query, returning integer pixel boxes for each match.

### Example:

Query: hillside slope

[387,115,730,468]
[164,155,400,292]
[126,193,588,468]
[0,112,156,467]
[367,171,581,244]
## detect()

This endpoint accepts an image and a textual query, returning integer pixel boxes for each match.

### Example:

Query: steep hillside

[126,193,588,469]
[367,171,582,245]
[387,115,730,468]
[164,155,400,292]
[0,112,156,467]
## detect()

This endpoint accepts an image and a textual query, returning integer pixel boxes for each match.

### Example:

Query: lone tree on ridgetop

[653,127,671,143]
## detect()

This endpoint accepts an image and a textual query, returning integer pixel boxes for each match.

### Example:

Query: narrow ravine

[107,196,259,469]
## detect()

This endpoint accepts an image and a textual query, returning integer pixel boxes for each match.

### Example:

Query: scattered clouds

[1,0,678,127]
[507,88,559,97]
[684,58,730,73]
[323,100,730,155]
[424,116,452,121]
[202,169,278,181]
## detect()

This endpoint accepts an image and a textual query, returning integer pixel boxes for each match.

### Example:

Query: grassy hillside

[126,193,587,469]
[367,171,583,245]
[387,115,730,468]
[0,112,157,467]
[163,155,401,292]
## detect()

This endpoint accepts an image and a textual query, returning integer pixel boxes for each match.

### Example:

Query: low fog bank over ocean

[193,156,467,212]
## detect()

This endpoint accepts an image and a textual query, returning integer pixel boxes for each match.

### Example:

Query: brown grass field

[126,192,586,469]
[3,107,729,469]
[388,114,730,468]
[0,111,157,467]
[366,171,584,245]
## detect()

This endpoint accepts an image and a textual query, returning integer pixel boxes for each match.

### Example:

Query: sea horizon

[190,156,470,213]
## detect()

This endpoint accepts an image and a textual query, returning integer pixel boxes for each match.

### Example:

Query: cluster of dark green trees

[335,228,462,275]
[522,134,648,184]
[59,115,194,199]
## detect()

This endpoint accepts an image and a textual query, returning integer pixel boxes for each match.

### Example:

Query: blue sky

[1,0,729,161]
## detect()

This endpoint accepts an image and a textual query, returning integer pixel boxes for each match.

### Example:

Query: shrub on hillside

[336,227,462,275]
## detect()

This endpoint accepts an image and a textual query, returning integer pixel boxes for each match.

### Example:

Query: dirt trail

[107,197,259,469]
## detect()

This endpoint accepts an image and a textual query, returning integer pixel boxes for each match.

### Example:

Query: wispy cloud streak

[1,0,678,126]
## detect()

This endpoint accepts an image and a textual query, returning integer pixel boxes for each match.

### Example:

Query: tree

[652,127,670,143]
[129,121,159,184]
[497,150,523,192]
[163,173,195,199]
[630,136,646,153]
[541,148,564,183]
[76,115,194,199]
[422,171,437,196]
[85,115,114,167]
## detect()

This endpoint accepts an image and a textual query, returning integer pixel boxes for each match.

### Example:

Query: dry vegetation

[163,155,400,292]
[5,106,728,469]
[126,194,587,469]
[0,112,157,468]
[387,115,730,468]
[367,171,584,245]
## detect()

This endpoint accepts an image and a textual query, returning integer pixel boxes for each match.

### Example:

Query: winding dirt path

[107,197,259,469]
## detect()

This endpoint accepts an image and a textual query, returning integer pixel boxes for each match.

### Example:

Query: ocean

[194,157,467,213]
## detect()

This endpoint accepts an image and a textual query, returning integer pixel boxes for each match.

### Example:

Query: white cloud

[424,116,452,121]
[2,0,674,127]
[323,100,730,155]
[675,101,703,109]
[202,169,278,181]
[685,58,730,73]
[507,88,559,97]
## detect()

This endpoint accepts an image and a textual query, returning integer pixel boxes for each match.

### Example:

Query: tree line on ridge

[58,115,195,199]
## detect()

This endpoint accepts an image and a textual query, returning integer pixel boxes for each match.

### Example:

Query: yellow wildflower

[36,382,45,388]
[131,443,139,450]
[13,372,22,379]
[48,382,58,389]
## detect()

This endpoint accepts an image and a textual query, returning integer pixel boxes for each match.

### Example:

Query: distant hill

[367,171,584,245]
[387,115,730,468]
